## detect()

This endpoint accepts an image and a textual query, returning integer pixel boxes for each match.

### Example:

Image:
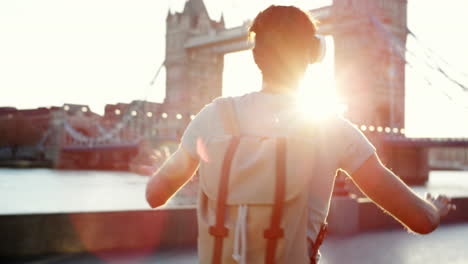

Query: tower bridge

[1,0,466,182]
[166,0,407,130]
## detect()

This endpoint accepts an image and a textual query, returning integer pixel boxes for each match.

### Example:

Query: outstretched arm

[350,153,454,234]
[145,146,199,208]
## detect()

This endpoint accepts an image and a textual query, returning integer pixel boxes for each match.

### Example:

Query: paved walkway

[320,223,468,264]
[7,223,468,264]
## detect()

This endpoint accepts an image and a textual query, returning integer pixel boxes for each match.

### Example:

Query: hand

[425,193,456,217]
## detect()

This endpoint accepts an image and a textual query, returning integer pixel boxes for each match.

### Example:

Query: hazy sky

[0,0,467,137]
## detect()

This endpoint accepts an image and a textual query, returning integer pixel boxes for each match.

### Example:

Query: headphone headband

[312,34,326,63]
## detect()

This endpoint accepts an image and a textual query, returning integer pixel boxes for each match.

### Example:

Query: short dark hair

[249,6,318,84]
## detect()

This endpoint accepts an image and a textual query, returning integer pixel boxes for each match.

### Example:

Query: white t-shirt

[181,91,375,241]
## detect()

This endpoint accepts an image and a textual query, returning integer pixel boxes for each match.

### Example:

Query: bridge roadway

[6,223,468,264]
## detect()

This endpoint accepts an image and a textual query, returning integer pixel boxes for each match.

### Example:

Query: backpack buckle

[263,227,284,239]
[209,225,229,237]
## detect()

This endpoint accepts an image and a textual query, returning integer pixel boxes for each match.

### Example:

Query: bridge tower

[332,0,428,184]
[165,0,225,113]
[333,0,407,130]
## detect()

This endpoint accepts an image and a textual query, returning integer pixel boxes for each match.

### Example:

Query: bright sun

[223,36,346,121]
[295,63,344,121]
[294,36,345,121]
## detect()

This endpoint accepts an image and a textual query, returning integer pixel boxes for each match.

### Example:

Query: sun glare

[296,67,342,121]
[295,37,343,121]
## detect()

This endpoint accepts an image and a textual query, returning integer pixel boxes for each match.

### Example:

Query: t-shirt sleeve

[337,117,376,174]
[180,102,216,160]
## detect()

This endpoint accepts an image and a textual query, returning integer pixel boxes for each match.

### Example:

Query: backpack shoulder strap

[218,97,240,136]
[209,136,240,264]
[210,97,241,264]
[264,137,287,263]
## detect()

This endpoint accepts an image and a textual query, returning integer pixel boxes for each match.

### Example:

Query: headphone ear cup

[311,34,326,63]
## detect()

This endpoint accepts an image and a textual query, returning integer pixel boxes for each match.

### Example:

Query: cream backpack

[197,97,317,264]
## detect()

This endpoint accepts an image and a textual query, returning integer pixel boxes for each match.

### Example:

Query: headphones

[311,34,326,64]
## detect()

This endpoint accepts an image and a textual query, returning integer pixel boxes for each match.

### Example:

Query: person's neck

[260,80,298,95]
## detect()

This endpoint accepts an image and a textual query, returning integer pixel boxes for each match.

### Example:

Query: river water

[1,169,467,215]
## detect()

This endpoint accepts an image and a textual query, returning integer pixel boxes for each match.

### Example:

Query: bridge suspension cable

[369,16,468,109]
[402,38,467,107]
[63,60,166,145]
[407,29,468,86]
[406,33,468,93]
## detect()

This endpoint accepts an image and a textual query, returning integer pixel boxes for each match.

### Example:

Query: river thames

[1,168,467,215]
[0,168,198,215]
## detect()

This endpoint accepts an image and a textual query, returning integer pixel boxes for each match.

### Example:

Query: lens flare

[295,66,343,121]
